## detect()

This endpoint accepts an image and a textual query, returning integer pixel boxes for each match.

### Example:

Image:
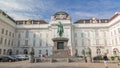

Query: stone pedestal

[52,37,69,58]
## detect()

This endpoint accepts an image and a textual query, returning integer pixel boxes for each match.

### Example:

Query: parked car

[13,55,29,61]
[0,55,16,62]
[10,55,19,61]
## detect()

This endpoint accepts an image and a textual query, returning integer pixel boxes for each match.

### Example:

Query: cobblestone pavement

[0,61,119,68]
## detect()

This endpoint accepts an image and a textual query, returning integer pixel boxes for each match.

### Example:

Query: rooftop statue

[57,22,64,37]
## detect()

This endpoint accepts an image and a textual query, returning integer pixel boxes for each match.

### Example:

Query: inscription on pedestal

[57,42,64,49]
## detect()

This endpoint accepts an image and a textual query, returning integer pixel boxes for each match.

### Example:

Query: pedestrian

[85,57,87,63]
[40,54,43,61]
[103,53,108,68]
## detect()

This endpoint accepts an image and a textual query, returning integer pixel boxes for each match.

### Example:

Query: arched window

[113,48,119,56]
[96,48,101,55]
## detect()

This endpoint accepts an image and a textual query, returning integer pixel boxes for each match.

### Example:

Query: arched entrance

[16,50,19,55]
[7,49,12,55]
[75,49,78,57]
[113,48,119,56]
[85,47,91,56]
[85,47,92,62]
[96,48,101,55]
[24,49,28,54]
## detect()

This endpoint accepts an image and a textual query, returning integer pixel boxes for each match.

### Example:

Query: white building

[0,10,120,57]
[0,10,16,55]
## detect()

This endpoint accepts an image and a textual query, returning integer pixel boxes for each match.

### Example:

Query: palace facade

[0,9,120,57]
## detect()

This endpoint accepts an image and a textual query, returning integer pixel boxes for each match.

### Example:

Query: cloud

[0,0,31,10]
[75,12,98,18]
[0,0,120,22]
[0,0,55,21]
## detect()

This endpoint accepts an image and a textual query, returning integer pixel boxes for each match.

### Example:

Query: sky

[0,0,120,22]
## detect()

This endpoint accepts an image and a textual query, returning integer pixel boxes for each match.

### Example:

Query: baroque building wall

[0,10,120,57]
[0,10,16,55]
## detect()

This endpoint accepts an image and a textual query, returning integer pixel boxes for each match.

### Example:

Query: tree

[82,49,85,57]
[29,47,34,63]
[75,49,78,57]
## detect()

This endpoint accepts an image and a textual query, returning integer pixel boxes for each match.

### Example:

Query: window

[33,33,36,38]
[3,49,6,55]
[74,33,77,37]
[9,32,11,36]
[119,37,120,42]
[18,33,21,38]
[39,50,41,54]
[25,40,28,46]
[46,42,48,46]
[82,39,84,46]
[4,39,7,45]
[0,49,1,54]
[111,32,113,36]
[88,32,90,37]
[103,31,106,37]
[46,33,48,38]
[96,39,99,45]
[18,40,20,47]
[115,38,118,45]
[25,30,29,38]
[11,40,13,46]
[0,38,3,44]
[88,39,90,46]
[81,33,84,37]
[95,30,98,37]
[118,28,120,33]
[33,40,35,46]
[40,33,41,38]
[112,40,114,45]
[104,39,107,45]
[16,50,19,55]
[8,39,10,46]
[114,30,116,35]
[75,40,77,47]
[106,49,109,54]
[12,33,14,37]
[2,28,4,34]
[39,39,42,46]
[6,30,8,35]
[46,50,48,56]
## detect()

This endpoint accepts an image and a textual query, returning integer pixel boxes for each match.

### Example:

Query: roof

[0,9,16,24]
[16,20,48,25]
[74,18,109,24]
[54,11,69,16]
[109,12,120,21]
